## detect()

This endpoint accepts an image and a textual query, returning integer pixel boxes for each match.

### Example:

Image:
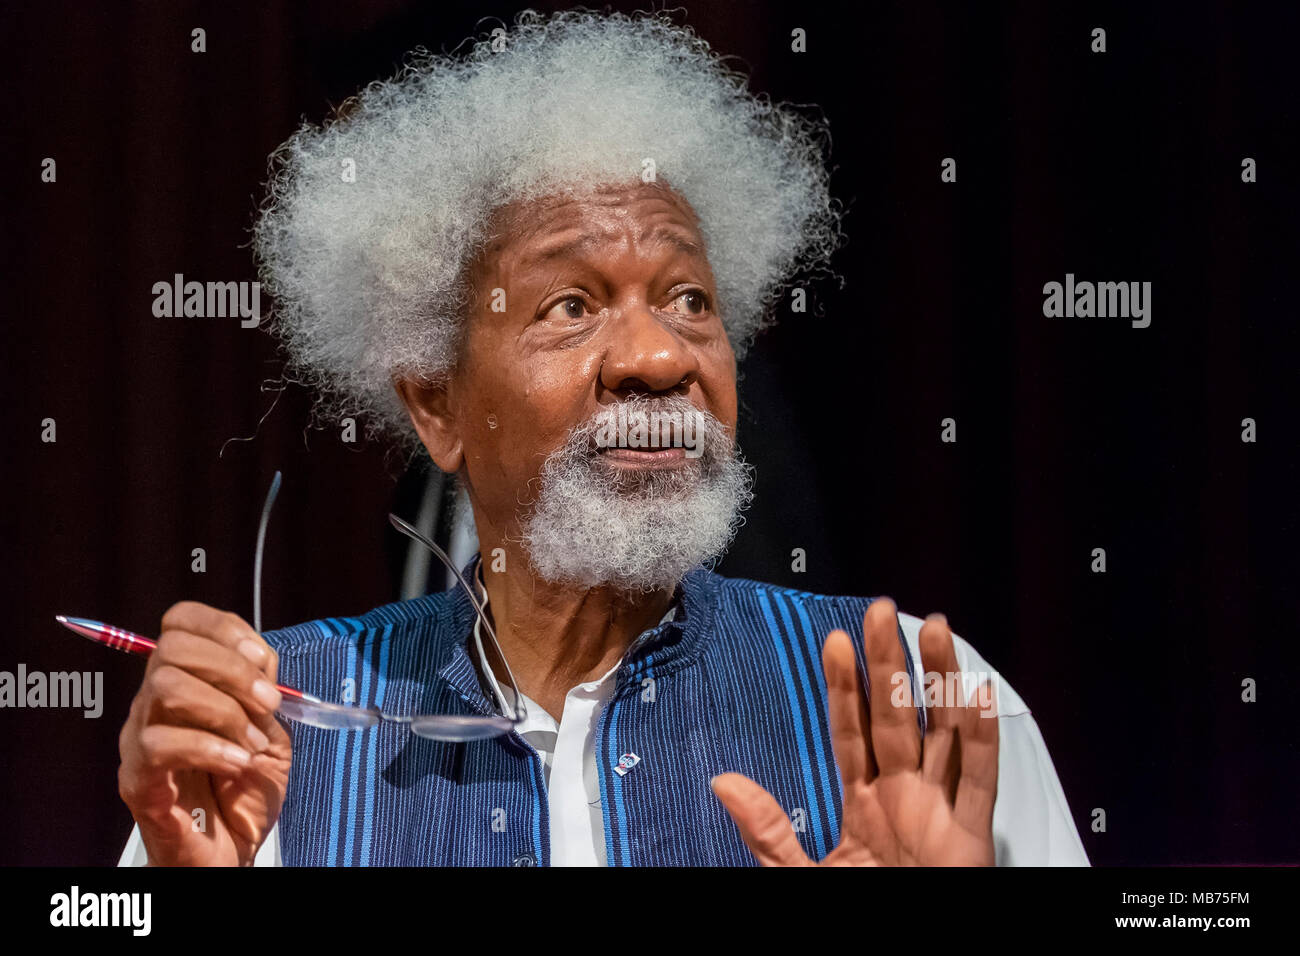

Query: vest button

[511,852,536,867]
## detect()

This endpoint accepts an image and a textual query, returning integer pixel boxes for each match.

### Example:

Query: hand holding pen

[95,472,299,867]
[114,600,292,867]
[55,472,520,866]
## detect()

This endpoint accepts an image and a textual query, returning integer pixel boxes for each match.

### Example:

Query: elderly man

[117,10,1087,867]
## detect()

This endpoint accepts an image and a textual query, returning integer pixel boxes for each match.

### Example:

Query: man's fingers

[823,629,876,787]
[953,681,1000,835]
[125,724,254,783]
[918,613,963,800]
[863,599,920,774]
[920,725,961,805]
[918,613,962,733]
[147,631,282,722]
[160,601,279,681]
[144,665,276,755]
[710,773,814,867]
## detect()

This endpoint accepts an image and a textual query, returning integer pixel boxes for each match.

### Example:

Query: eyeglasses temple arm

[387,512,528,724]
[253,471,282,635]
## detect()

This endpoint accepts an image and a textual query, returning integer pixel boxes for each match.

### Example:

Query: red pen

[54,614,318,704]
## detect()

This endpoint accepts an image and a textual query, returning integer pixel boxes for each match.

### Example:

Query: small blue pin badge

[614,752,641,777]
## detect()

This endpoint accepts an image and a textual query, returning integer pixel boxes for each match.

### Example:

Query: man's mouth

[595,445,690,470]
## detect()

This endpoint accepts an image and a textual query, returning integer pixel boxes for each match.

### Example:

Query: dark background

[2,0,1296,866]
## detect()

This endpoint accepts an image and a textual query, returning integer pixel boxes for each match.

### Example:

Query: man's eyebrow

[639,224,703,257]
[521,226,704,267]
[521,232,608,268]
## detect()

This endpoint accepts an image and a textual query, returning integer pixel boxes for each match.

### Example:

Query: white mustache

[571,397,727,462]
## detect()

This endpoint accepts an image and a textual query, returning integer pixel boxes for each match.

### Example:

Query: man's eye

[545,296,588,320]
[667,291,709,315]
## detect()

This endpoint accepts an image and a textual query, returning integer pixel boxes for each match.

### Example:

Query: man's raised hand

[711,599,999,866]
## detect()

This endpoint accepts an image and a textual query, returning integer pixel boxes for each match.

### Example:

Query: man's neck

[474,546,674,721]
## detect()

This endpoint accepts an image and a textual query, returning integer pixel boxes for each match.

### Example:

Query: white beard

[518,394,754,592]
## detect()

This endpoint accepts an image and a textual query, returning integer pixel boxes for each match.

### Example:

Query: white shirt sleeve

[117,821,283,867]
[896,612,1090,866]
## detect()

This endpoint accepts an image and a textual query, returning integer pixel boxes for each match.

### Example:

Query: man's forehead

[519,223,704,271]
[484,183,706,263]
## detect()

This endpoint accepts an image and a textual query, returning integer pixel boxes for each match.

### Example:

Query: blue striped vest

[264,564,917,865]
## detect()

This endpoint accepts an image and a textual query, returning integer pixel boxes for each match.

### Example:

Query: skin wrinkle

[394,182,747,720]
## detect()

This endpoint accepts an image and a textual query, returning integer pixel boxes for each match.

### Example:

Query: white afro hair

[252,7,845,448]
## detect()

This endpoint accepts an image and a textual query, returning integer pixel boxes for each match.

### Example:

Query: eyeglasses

[256,471,528,741]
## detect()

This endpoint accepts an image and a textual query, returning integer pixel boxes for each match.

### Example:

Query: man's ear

[394,376,464,473]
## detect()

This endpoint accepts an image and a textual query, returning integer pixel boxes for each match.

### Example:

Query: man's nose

[599,303,701,394]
